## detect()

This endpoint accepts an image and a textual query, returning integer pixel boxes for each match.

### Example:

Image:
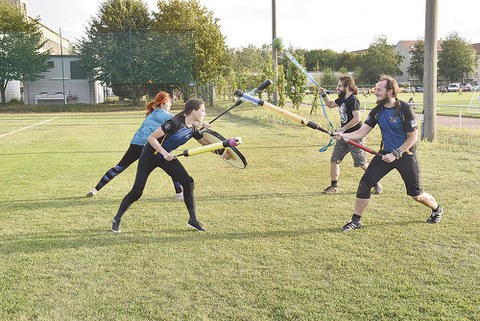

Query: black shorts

[363,153,422,196]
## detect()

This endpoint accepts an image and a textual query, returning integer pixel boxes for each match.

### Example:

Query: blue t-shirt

[130,109,173,145]
[365,101,417,153]
[157,115,203,153]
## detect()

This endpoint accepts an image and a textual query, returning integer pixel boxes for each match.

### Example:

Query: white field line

[0,117,59,138]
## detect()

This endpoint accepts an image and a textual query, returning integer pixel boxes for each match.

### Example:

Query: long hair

[378,74,401,114]
[339,74,358,95]
[182,98,204,116]
[146,91,171,116]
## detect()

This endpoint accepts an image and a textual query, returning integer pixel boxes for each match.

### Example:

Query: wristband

[392,148,402,159]
[321,93,326,98]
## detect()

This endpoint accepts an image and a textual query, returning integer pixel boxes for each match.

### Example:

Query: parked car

[461,84,472,92]
[447,83,461,92]
[415,86,424,93]
[437,85,447,93]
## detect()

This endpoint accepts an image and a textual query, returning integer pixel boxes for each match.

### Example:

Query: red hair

[146,91,171,116]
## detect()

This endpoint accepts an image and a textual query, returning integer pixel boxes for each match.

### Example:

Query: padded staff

[177,137,242,157]
[235,90,381,157]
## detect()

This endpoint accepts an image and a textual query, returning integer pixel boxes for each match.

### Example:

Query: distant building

[24,56,105,105]
[472,43,480,85]
[3,0,76,102]
[394,40,443,84]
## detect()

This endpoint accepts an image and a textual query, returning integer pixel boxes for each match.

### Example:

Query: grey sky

[26,0,480,51]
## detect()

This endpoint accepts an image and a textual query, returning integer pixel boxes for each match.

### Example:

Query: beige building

[394,40,479,86]
[3,0,73,55]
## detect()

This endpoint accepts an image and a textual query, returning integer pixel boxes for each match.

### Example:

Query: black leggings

[114,147,197,222]
[356,153,422,199]
[95,144,182,193]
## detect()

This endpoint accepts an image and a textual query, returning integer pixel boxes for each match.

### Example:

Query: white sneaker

[175,192,184,200]
[86,188,98,197]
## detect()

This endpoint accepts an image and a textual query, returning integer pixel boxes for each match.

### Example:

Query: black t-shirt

[334,94,362,133]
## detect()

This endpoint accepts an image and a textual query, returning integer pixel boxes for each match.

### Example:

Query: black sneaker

[426,205,444,224]
[341,220,362,232]
[111,219,121,233]
[187,220,206,232]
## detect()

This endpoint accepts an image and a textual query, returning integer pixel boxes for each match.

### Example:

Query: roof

[396,40,443,52]
[472,43,480,54]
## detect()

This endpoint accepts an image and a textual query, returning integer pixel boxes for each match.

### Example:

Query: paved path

[420,114,480,130]
[438,115,480,130]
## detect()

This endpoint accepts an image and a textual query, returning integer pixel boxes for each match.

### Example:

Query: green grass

[0,106,479,320]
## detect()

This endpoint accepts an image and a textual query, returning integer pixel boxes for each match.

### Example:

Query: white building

[24,56,105,105]
[3,0,77,103]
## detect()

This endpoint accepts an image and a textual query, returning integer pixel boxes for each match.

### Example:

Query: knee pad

[356,178,373,199]
[113,164,127,173]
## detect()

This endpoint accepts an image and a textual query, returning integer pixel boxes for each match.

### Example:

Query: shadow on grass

[0,190,341,211]
[0,226,339,255]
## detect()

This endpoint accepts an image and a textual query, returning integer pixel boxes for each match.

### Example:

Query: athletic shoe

[111,219,121,233]
[323,186,339,194]
[86,188,98,197]
[373,182,383,195]
[187,220,206,232]
[426,205,444,224]
[341,220,362,232]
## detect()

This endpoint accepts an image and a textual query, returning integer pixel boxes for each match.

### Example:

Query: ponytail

[145,91,171,116]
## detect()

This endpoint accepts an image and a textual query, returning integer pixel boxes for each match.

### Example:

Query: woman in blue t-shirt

[112,98,208,233]
[86,91,183,199]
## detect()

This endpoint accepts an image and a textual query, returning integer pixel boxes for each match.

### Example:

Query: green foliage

[285,50,307,109]
[321,67,337,88]
[77,0,195,103]
[358,36,403,84]
[277,64,286,107]
[0,2,50,103]
[407,40,424,82]
[438,32,477,82]
[153,0,227,93]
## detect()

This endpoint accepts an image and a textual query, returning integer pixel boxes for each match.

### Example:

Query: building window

[70,61,87,79]
[46,61,54,68]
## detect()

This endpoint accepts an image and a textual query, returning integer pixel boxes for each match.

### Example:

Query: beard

[338,90,346,99]
[376,96,390,106]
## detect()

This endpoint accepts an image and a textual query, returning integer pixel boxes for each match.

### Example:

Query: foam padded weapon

[178,136,242,157]
[196,129,248,168]
[235,90,382,157]
[208,79,272,124]
[193,80,271,169]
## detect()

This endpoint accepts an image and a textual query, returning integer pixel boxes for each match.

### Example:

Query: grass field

[1,104,479,320]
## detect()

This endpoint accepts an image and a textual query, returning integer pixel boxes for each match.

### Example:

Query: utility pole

[422,0,438,141]
[272,0,278,105]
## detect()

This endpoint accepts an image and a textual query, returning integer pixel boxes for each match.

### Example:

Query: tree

[152,0,227,103]
[407,40,425,83]
[277,64,286,108]
[0,2,50,103]
[304,49,338,71]
[438,32,477,82]
[321,67,337,88]
[77,0,153,104]
[285,50,306,110]
[358,36,402,85]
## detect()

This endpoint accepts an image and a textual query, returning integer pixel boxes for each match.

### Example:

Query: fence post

[459,107,462,128]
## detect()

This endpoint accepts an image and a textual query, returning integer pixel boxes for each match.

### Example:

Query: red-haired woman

[86,91,183,199]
